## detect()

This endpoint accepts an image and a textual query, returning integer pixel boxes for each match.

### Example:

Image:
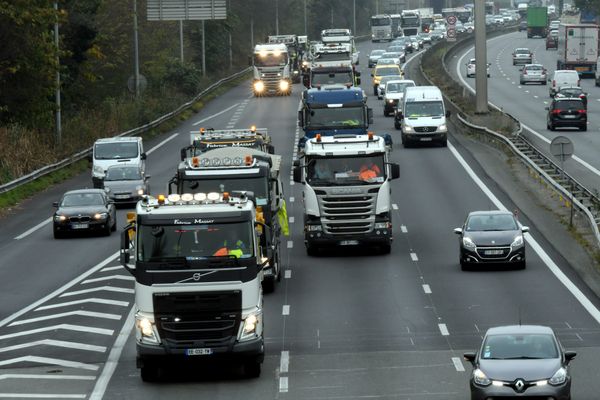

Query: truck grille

[318,192,377,235]
[414,126,437,133]
[261,71,282,88]
[153,291,241,348]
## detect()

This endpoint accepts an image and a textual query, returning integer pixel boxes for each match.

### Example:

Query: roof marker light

[245,155,253,165]
[368,131,374,140]
[194,193,207,201]
[192,157,200,167]
[200,127,206,135]
[181,193,194,202]
[223,192,230,201]
[250,125,257,133]
[316,133,322,142]
[207,192,220,202]
[168,194,181,202]
[157,194,166,204]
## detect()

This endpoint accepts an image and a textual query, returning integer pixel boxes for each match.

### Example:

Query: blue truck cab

[298,86,391,150]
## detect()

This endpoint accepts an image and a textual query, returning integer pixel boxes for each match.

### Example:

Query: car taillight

[523,70,528,75]
[580,94,585,98]
[551,109,561,115]
[579,109,587,114]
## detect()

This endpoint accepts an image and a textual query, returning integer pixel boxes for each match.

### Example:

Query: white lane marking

[0,394,86,399]
[410,252,418,261]
[81,275,134,284]
[192,103,239,126]
[422,284,432,294]
[449,141,600,325]
[279,376,289,393]
[280,350,289,373]
[287,240,293,249]
[0,252,119,328]
[284,270,292,279]
[0,324,113,341]
[36,298,129,311]
[565,321,573,329]
[146,132,179,155]
[60,286,134,297]
[282,305,290,315]
[0,339,106,354]
[9,310,121,326]
[100,265,123,272]
[290,180,295,186]
[0,356,98,371]
[438,323,450,336]
[14,218,52,240]
[456,43,600,179]
[401,225,408,233]
[452,356,466,372]
[289,216,295,223]
[89,307,135,400]
[392,203,399,210]
[0,374,95,381]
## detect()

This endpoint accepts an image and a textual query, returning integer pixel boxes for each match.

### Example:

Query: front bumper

[522,75,546,83]
[108,193,142,204]
[54,220,110,233]
[470,379,571,400]
[460,245,525,266]
[403,131,447,144]
[305,229,392,247]
[549,118,586,128]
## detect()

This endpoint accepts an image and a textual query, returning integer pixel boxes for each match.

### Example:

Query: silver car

[368,49,386,68]
[512,48,533,65]
[465,325,575,400]
[519,64,547,85]
[102,165,150,205]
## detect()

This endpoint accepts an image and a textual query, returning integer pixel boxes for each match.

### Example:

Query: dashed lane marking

[452,357,466,372]
[284,270,291,279]
[0,356,99,371]
[279,376,289,393]
[438,323,450,336]
[280,351,289,373]
[410,252,418,262]
[59,286,134,297]
[400,225,408,233]
[282,305,290,315]
[289,196,295,203]
[422,284,432,294]
[0,325,113,341]
[392,203,399,210]
[289,216,295,223]
[192,103,239,126]
[0,339,106,354]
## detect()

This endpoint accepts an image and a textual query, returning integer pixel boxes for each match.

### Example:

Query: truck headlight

[136,185,144,196]
[135,312,159,344]
[403,125,414,133]
[240,310,262,341]
[254,80,265,92]
[306,224,322,232]
[279,80,289,91]
[462,236,476,249]
[388,99,395,104]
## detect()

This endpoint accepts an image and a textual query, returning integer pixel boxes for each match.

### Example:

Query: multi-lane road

[2,35,600,399]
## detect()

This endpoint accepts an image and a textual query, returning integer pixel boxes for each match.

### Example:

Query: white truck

[120,192,266,381]
[320,29,359,65]
[557,24,599,77]
[293,133,400,255]
[252,43,292,96]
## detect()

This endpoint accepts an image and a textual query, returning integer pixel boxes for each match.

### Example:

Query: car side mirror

[356,78,361,85]
[141,152,147,160]
[521,226,529,233]
[303,74,310,88]
[120,227,136,275]
[445,110,451,118]
[519,68,523,71]
[293,166,302,183]
[390,163,400,180]
[53,201,59,208]
[180,148,187,161]
[463,352,476,365]
[370,73,374,77]
[293,159,300,167]
[145,175,151,181]
[564,351,577,364]
[356,71,361,77]
[108,200,115,205]
[453,228,463,234]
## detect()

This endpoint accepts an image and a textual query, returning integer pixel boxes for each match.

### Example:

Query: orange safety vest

[213,247,229,256]
[359,164,380,181]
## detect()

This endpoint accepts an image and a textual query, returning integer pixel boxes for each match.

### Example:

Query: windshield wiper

[500,356,546,360]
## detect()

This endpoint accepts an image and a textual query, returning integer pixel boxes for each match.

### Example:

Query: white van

[398,86,450,147]
[92,137,145,188]
[549,70,580,97]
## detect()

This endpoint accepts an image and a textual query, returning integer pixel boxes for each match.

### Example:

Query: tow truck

[180,127,274,158]
[120,191,265,381]
[293,133,400,255]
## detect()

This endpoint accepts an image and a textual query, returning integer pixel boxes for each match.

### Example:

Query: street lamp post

[304,0,307,35]
[276,0,279,35]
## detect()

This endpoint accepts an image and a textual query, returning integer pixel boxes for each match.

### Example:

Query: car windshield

[315,52,351,62]
[377,59,395,65]
[559,88,582,96]
[555,100,584,110]
[180,176,269,206]
[404,101,444,117]
[466,214,518,231]
[376,67,400,76]
[306,155,386,186]
[95,142,138,160]
[481,333,559,360]
[386,82,414,93]
[307,106,365,128]
[61,193,105,207]
[137,222,254,263]
[105,166,141,181]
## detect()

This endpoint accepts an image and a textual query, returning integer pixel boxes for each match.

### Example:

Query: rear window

[526,65,542,71]
[555,100,584,110]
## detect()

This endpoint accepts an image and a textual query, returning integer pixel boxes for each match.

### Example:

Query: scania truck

[252,43,292,96]
[120,191,265,381]
[293,133,400,255]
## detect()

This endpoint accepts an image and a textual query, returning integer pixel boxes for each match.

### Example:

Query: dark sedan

[102,165,150,205]
[53,189,117,238]
[453,210,528,270]
[464,325,576,400]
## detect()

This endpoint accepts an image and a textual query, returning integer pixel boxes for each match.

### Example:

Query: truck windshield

[138,222,254,264]
[405,101,444,117]
[306,155,386,186]
[307,107,365,128]
[254,53,288,67]
[371,17,391,26]
[94,142,138,160]
[315,53,351,62]
[180,176,269,206]
[311,71,353,86]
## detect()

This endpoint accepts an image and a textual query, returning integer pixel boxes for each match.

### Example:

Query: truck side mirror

[167,176,178,195]
[53,201,59,207]
[141,152,147,160]
[248,56,252,66]
[356,77,361,85]
[120,227,135,275]
[367,108,374,124]
[390,163,400,180]
[298,110,304,127]
[293,166,302,183]
[180,148,187,161]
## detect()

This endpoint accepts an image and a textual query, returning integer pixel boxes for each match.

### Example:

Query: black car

[453,210,528,270]
[53,189,117,238]
[555,86,588,108]
[464,325,576,400]
[546,97,587,131]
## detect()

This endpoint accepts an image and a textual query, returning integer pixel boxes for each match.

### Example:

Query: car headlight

[136,185,144,196]
[254,80,265,92]
[135,312,159,344]
[462,236,476,249]
[438,124,447,132]
[511,234,524,248]
[548,367,567,386]
[240,310,262,341]
[306,224,322,232]
[403,125,414,133]
[54,214,67,222]
[94,212,108,220]
[374,78,380,85]
[473,368,492,386]
[279,80,289,91]
[388,99,395,104]
[93,165,105,175]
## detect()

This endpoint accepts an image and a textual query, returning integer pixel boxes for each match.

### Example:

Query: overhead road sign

[147,0,227,21]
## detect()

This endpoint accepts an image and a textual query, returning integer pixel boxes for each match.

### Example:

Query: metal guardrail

[0,67,252,195]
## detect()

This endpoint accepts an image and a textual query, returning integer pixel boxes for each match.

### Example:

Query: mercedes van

[397,86,450,147]
[92,137,145,188]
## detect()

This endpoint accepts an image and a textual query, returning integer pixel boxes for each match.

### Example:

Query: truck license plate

[71,223,89,229]
[484,249,503,255]
[186,348,212,356]
[340,240,359,246]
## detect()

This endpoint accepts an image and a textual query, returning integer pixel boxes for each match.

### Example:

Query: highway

[1,37,600,399]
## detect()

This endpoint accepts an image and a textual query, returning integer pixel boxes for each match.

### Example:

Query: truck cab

[252,43,292,96]
[120,192,265,381]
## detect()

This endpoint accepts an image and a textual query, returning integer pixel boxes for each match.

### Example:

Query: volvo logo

[514,379,525,391]
[192,273,202,281]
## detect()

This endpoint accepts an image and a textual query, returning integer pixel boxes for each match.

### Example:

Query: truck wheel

[244,361,261,378]
[380,244,391,254]
[140,365,162,382]
[440,138,448,147]
[263,277,275,294]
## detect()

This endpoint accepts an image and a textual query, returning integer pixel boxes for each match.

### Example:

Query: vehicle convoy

[371,14,393,42]
[556,24,599,76]
[293,133,400,255]
[526,6,548,38]
[297,86,378,151]
[268,34,301,83]
[92,136,146,189]
[251,43,292,96]
[120,191,265,381]
[170,131,286,292]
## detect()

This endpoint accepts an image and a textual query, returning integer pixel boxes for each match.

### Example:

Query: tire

[548,122,555,131]
[140,365,161,382]
[263,276,275,294]
[383,109,389,117]
[103,222,112,236]
[440,138,448,147]
[460,261,470,271]
[244,361,262,378]
[111,218,117,232]
[53,228,64,239]
[520,80,524,85]
[373,87,378,96]
[516,260,526,270]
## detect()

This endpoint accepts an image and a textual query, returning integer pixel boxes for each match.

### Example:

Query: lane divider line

[410,252,419,262]
[438,323,450,336]
[192,103,239,126]
[279,376,289,393]
[400,225,408,233]
[452,356,466,372]
[422,284,432,294]
[287,241,293,249]
[280,351,289,373]
[284,270,292,279]
[282,305,290,316]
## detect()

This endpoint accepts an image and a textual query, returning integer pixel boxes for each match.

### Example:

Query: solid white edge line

[448,141,600,325]
[0,374,95,381]
[0,251,119,328]
[0,339,106,354]
[89,307,135,400]
[452,356,466,372]
[0,394,86,399]
[438,323,450,336]
[14,217,53,240]
[145,133,179,155]
[192,103,240,126]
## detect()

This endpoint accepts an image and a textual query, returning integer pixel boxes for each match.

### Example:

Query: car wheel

[104,221,112,236]
[243,360,262,378]
[263,275,275,293]
[440,138,448,147]
[306,244,319,257]
[460,260,470,271]
[549,122,555,131]
[111,218,117,232]
[380,243,391,254]
[53,228,64,239]
[516,260,526,270]
[383,109,389,117]
[581,124,587,131]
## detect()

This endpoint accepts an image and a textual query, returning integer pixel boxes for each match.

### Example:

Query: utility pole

[54,1,62,146]
[304,0,307,35]
[201,20,206,77]
[133,0,140,97]
[353,0,356,35]
[179,20,184,62]
[275,0,279,34]
[474,0,488,113]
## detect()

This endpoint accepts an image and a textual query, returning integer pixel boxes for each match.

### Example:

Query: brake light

[523,69,527,75]
[578,109,587,114]
[551,109,561,115]
[579,94,585,98]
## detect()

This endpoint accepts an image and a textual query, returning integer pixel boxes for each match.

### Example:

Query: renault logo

[514,379,525,391]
